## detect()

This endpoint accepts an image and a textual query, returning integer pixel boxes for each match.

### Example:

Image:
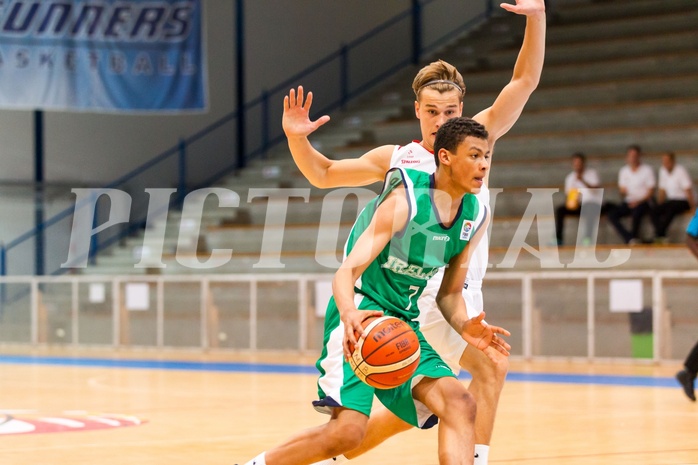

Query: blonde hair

[412,60,465,101]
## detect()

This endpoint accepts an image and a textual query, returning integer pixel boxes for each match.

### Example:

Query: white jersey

[389,141,489,287]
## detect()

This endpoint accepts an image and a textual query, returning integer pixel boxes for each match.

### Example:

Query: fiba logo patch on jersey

[460,221,473,241]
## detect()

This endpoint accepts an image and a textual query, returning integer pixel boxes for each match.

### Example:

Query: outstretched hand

[282,86,331,139]
[500,0,546,16]
[460,312,511,359]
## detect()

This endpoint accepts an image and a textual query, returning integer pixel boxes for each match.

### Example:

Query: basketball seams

[366,358,420,387]
[357,348,421,375]
[361,329,419,366]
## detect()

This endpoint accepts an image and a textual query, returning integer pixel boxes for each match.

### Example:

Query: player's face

[415,89,463,151]
[446,136,490,194]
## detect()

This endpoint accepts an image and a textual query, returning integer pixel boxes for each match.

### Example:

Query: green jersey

[345,168,487,324]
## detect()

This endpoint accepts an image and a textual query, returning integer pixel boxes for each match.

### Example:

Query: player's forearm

[477,6,546,144]
[435,292,468,335]
[287,136,333,188]
[332,266,359,316]
[511,11,546,91]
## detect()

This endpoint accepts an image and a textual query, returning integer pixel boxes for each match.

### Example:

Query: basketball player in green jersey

[242,118,511,465]
[285,1,545,461]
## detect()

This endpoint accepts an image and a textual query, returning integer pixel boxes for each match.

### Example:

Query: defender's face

[415,89,463,151]
[442,135,490,194]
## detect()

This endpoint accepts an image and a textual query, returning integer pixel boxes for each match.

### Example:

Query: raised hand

[460,312,511,358]
[500,0,546,16]
[282,86,331,138]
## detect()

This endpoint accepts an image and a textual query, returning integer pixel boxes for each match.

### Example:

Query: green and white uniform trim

[314,168,488,428]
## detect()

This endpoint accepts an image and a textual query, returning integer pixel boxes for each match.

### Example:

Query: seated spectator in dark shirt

[554,152,602,246]
[608,144,656,244]
[650,151,695,243]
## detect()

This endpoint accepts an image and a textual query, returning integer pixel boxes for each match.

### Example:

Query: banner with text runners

[0,0,207,112]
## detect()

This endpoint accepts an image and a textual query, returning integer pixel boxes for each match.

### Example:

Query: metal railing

[0,0,495,278]
[1,269,696,363]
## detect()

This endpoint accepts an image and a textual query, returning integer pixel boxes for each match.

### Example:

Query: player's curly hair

[433,117,488,166]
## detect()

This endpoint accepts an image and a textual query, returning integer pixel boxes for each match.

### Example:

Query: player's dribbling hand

[460,312,512,358]
[340,308,384,361]
[282,86,331,138]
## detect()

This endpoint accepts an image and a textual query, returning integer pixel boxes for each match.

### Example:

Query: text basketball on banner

[0,0,207,112]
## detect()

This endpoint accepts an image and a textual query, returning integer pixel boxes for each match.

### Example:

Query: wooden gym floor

[0,347,696,465]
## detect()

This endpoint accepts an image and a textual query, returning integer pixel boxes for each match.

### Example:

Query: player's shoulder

[378,173,411,217]
[381,167,414,199]
[387,165,430,179]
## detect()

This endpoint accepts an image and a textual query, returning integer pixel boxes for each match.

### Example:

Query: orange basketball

[349,316,420,389]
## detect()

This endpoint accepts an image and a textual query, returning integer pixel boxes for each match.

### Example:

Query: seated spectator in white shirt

[554,152,603,245]
[650,151,695,242]
[608,144,656,244]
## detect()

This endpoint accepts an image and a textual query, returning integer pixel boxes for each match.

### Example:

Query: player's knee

[448,389,477,424]
[323,422,365,455]
[492,353,509,382]
[465,351,509,386]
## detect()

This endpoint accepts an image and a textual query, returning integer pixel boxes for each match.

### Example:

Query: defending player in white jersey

[282,2,545,463]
